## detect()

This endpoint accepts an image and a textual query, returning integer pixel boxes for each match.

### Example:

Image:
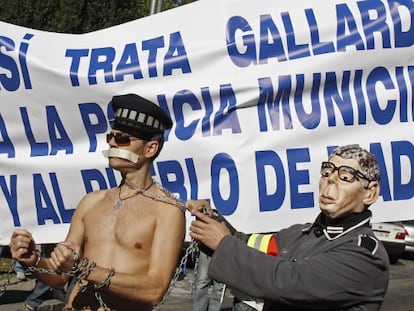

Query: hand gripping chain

[0,249,113,310]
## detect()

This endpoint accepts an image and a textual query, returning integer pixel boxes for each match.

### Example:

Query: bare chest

[83,195,158,250]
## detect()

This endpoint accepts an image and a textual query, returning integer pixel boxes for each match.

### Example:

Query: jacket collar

[302,210,372,240]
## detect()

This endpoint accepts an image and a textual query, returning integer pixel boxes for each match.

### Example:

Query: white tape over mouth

[102,148,140,163]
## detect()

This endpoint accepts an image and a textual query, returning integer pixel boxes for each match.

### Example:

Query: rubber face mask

[102,148,140,163]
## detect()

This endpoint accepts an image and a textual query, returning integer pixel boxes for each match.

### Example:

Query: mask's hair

[329,144,380,182]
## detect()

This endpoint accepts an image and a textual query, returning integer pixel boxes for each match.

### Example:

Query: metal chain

[191,246,200,296]
[125,180,185,212]
[95,291,110,311]
[0,259,16,299]
[25,257,89,278]
[152,239,199,311]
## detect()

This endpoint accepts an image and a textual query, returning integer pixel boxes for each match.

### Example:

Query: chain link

[95,291,110,311]
[191,246,200,296]
[126,181,185,212]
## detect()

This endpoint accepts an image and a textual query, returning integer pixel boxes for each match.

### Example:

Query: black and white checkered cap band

[115,107,166,131]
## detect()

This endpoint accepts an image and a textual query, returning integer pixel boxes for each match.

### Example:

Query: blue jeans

[192,251,225,311]
[24,281,51,310]
[24,244,65,310]
[14,261,26,273]
[25,281,66,310]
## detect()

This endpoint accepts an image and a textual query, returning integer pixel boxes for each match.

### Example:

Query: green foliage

[0,257,13,280]
[0,0,197,33]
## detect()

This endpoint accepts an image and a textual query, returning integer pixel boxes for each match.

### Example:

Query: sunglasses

[320,161,371,188]
[106,132,139,146]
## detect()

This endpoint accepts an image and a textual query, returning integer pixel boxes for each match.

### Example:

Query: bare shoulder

[75,188,113,214]
[149,185,186,241]
[147,185,185,214]
[149,184,185,218]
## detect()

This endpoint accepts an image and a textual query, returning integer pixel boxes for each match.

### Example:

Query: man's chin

[108,157,137,168]
[320,208,339,219]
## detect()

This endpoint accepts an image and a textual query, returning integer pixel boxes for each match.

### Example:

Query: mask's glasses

[106,132,139,146]
[320,161,372,188]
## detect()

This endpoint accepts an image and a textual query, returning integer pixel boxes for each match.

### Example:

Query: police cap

[111,93,172,140]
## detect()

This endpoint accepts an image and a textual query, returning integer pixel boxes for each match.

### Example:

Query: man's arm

[209,233,388,308]
[11,194,88,288]
[37,206,86,286]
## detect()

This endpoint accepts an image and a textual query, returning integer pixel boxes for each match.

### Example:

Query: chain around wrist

[33,250,41,267]
[21,249,41,268]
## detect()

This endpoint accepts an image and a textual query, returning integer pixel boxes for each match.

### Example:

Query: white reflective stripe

[247,233,259,248]
[137,112,146,123]
[147,115,154,126]
[129,110,137,120]
[121,108,129,118]
[115,108,163,130]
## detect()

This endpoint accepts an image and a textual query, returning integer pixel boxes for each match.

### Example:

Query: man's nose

[327,171,339,184]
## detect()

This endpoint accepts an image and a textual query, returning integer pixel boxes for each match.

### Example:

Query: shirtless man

[9,94,186,311]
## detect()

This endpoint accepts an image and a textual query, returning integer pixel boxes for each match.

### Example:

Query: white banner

[1,0,414,244]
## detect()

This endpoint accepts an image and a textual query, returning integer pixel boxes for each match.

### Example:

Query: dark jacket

[208,210,389,311]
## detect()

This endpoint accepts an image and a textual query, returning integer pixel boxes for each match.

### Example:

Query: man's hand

[186,200,231,250]
[9,229,37,266]
[49,241,82,272]
[185,199,213,217]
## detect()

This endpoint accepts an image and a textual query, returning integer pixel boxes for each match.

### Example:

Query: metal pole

[156,0,162,13]
[150,0,162,15]
[150,0,157,15]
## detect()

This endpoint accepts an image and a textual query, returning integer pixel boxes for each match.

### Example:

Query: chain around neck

[113,179,154,209]
[124,180,185,212]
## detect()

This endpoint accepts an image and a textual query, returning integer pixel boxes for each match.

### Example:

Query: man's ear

[144,140,159,159]
[363,181,380,206]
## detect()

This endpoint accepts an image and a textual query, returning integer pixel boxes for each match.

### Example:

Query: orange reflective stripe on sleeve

[267,235,278,256]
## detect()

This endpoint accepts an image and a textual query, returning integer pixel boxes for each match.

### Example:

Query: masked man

[187,144,389,311]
